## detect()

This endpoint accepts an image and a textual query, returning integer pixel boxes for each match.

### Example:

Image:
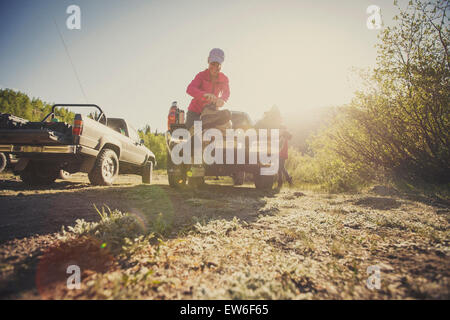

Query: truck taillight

[73,120,83,136]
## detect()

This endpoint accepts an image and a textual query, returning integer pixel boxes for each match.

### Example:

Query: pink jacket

[186,69,230,114]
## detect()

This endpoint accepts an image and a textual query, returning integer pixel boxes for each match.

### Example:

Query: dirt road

[0,172,448,299]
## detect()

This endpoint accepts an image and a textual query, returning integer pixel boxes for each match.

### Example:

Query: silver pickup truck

[0,104,156,186]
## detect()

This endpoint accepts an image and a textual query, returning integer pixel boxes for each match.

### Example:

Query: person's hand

[215,98,225,108]
[203,93,217,103]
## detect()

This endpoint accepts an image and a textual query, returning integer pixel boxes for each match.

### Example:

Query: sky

[0,0,400,132]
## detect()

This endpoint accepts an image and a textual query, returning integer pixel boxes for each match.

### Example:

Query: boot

[287,176,293,186]
[277,178,283,188]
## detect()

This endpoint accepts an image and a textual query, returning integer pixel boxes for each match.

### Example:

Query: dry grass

[0,172,448,299]
[39,189,449,299]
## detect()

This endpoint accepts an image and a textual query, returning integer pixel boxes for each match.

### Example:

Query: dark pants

[185,110,202,157]
[278,157,291,185]
[185,110,201,130]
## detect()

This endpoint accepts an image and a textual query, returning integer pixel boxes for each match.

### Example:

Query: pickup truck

[0,104,156,186]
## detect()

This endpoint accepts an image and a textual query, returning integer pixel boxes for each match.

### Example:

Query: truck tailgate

[0,129,71,145]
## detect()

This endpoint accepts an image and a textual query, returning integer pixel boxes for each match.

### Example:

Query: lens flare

[35,236,114,299]
[128,209,148,231]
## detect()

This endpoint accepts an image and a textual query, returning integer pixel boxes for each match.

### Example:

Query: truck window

[128,126,140,143]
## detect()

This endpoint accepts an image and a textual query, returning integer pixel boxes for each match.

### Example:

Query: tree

[312,0,449,185]
[0,89,74,123]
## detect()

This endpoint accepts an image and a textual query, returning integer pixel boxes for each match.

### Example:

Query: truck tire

[59,169,71,180]
[254,173,275,190]
[232,171,245,186]
[20,161,59,186]
[88,148,119,186]
[0,153,6,173]
[142,161,153,184]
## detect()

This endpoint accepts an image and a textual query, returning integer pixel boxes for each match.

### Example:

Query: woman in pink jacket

[185,48,230,129]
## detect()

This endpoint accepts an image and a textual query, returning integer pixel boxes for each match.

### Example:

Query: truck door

[126,125,147,165]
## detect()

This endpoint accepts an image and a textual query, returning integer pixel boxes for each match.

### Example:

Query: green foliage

[337,0,449,184]
[289,0,449,191]
[138,129,167,169]
[0,88,74,123]
[60,207,146,254]
[286,147,370,193]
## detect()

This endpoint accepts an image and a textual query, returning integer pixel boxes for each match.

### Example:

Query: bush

[287,0,449,191]
[59,206,146,254]
[138,131,167,169]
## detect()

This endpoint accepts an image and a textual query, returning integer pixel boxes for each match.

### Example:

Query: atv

[165,105,277,190]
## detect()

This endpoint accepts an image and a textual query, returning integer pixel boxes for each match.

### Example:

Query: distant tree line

[0,89,74,123]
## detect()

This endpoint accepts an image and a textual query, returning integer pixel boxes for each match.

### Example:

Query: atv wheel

[142,161,153,184]
[168,173,186,187]
[188,176,205,189]
[232,171,245,186]
[167,155,186,188]
[88,148,119,186]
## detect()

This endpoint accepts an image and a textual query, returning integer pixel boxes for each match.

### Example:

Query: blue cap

[208,48,225,64]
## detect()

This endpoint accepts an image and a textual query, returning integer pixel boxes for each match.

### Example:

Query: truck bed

[0,113,72,145]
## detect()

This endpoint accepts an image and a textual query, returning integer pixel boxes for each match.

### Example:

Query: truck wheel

[254,173,275,190]
[142,161,153,184]
[20,162,59,186]
[232,171,245,186]
[88,148,119,186]
[59,170,71,180]
[0,153,6,173]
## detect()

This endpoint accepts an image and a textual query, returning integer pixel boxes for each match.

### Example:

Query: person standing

[185,48,230,130]
[278,129,293,187]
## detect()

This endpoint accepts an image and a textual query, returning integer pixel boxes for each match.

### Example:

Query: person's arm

[221,76,230,102]
[216,76,230,108]
[186,73,206,100]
